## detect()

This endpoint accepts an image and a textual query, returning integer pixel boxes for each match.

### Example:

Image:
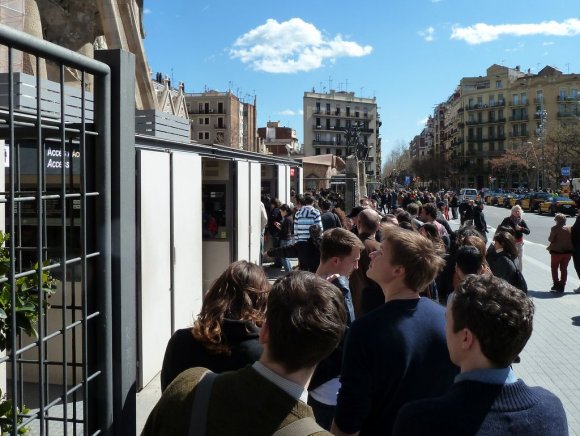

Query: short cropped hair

[381,225,445,292]
[422,203,438,219]
[303,194,315,205]
[406,202,419,216]
[320,227,364,262]
[452,274,534,367]
[357,209,381,234]
[456,245,482,275]
[266,271,347,372]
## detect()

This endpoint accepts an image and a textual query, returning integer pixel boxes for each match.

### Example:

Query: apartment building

[185,90,258,151]
[257,121,299,156]
[419,64,580,189]
[303,90,381,180]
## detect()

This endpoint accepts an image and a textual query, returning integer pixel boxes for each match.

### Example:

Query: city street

[459,204,580,434]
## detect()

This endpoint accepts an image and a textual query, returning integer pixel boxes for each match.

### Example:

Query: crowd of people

[142,187,570,436]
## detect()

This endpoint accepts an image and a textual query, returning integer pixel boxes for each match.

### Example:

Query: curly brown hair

[192,260,270,355]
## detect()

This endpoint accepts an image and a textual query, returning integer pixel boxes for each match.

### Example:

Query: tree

[543,119,580,189]
[489,149,528,188]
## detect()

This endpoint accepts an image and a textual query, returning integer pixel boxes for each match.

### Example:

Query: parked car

[538,196,577,216]
[509,194,524,208]
[459,188,478,202]
[496,193,508,207]
[520,192,552,211]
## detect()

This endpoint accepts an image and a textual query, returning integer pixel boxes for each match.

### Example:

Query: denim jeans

[280,239,293,272]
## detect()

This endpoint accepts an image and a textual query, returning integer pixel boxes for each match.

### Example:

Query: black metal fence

[0,24,112,435]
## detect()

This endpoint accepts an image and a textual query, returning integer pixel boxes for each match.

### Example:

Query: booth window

[202,184,228,240]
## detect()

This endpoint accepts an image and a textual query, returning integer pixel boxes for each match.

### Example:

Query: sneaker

[574,287,580,294]
[551,283,560,291]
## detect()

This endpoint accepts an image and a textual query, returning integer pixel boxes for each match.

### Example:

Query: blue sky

[142,1,579,165]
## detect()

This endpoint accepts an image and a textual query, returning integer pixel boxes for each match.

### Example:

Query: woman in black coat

[160,260,270,391]
[486,231,518,285]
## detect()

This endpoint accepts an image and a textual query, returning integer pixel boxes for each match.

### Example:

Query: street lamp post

[536,109,548,189]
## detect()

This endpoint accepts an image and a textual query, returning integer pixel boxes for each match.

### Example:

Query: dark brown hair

[193,260,270,355]
[319,227,364,262]
[452,274,534,367]
[266,271,347,372]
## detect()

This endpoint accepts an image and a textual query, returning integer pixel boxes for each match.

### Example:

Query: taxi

[496,193,507,207]
[538,196,577,216]
[526,192,553,212]
[508,194,524,208]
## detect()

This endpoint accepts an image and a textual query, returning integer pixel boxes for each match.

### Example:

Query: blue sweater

[393,379,568,436]
[334,298,458,435]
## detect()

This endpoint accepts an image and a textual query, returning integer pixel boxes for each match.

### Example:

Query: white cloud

[542,41,555,46]
[417,117,429,126]
[451,18,580,45]
[419,26,435,42]
[299,109,304,115]
[431,0,443,3]
[279,109,296,116]
[230,18,373,73]
[143,8,151,14]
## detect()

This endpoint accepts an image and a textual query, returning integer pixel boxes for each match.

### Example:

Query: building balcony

[508,100,529,107]
[557,111,580,118]
[189,109,226,115]
[466,120,483,126]
[509,116,529,122]
[214,124,226,129]
[313,140,338,146]
[509,132,529,138]
[486,134,506,141]
[557,96,579,102]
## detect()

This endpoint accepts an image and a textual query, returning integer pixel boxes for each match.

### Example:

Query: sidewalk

[136,255,580,435]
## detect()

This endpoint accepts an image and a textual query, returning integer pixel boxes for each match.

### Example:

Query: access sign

[561,167,571,177]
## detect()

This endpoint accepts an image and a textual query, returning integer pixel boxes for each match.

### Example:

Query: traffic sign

[561,166,571,176]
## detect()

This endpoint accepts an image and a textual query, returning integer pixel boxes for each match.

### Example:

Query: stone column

[345,155,359,210]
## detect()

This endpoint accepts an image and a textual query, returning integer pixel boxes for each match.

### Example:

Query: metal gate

[0,24,112,435]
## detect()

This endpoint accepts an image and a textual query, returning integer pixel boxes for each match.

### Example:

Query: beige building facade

[416,64,580,189]
[185,91,258,151]
[303,90,381,181]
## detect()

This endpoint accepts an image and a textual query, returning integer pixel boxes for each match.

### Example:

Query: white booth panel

[138,150,172,388]
[172,152,203,329]
[249,162,261,265]
[277,165,290,204]
[297,166,304,194]
[236,161,250,261]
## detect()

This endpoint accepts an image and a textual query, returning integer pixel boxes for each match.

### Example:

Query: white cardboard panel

[138,150,171,388]
[236,161,250,261]
[277,165,290,204]
[249,162,261,264]
[172,152,203,329]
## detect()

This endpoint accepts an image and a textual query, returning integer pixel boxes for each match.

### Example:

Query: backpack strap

[188,370,218,436]
[272,416,325,436]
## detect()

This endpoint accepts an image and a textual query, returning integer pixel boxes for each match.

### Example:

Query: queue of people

[142,188,570,436]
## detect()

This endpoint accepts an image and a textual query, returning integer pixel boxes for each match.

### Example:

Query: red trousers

[551,252,572,285]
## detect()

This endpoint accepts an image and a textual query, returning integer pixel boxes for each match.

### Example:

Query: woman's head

[511,205,523,219]
[493,231,518,259]
[193,260,270,354]
[280,204,291,216]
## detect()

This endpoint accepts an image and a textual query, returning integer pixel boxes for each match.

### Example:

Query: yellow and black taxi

[496,193,508,207]
[538,196,577,216]
[522,192,552,212]
[509,194,524,208]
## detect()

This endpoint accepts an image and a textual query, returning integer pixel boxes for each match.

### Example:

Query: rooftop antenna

[360,86,364,97]
[319,82,324,93]
[328,75,333,91]
[345,78,349,92]
[565,63,570,74]
[338,82,343,91]
[228,81,232,92]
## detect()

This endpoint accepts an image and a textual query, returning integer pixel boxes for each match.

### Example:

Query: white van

[459,188,478,202]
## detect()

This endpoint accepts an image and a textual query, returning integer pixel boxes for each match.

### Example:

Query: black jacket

[500,216,530,240]
[160,320,262,392]
[473,207,488,233]
[267,238,321,273]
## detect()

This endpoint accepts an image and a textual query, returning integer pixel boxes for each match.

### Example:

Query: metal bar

[80,67,88,435]
[59,62,69,435]
[0,24,110,75]
[7,44,19,436]
[94,57,113,435]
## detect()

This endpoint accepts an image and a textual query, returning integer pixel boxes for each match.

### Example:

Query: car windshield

[553,197,572,201]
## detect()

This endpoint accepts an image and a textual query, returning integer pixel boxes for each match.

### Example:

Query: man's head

[447,274,534,369]
[555,213,566,225]
[319,198,331,212]
[264,271,347,373]
[303,194,315,206]
[357,209,381,235]
[455,245,483,279]
[319,227,364,277]
[368,225,445,292]
[406,202,419,217]
[420,203,438,222]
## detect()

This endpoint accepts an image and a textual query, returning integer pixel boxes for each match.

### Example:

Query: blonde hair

[511,205,523,214]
